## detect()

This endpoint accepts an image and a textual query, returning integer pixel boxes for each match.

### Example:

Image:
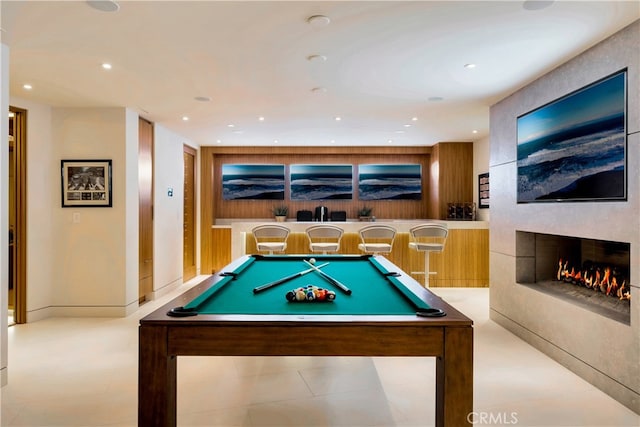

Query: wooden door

[9,107,27,324]
[138,118,154,302]
[183,145,197,281]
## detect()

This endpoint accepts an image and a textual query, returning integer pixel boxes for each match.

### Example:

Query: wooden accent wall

[244,230,489,287]
[429,143,474,220]
[200,145,474,274]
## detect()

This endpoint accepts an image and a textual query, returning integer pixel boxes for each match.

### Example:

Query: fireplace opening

[516,231,631,324]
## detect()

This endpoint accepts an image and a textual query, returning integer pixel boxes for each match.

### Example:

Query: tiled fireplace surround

[489,21,639,413]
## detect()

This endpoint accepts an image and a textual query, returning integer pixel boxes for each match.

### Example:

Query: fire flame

[557,258,630,301]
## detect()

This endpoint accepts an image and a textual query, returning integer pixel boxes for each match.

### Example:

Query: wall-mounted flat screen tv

[222,164,285,200]
[358,164,422,200]
[517,70,626,203]
[290,164,353,200]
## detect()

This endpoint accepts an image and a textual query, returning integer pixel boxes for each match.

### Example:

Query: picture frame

[290,164,353,201]
[61,159,112,207]
[478,172,489,208]
[221,164,285,200]
[358,164,422,200]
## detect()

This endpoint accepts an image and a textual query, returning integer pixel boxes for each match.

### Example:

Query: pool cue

[253,262,330,293]
[303,259,352,295]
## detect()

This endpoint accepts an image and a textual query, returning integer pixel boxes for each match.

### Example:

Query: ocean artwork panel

[290,164,353,200]
[517,71,626,203]
[358,164,422,200]
[222,164,285,200]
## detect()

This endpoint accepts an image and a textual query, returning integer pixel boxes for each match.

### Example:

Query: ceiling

[1,1,638,147]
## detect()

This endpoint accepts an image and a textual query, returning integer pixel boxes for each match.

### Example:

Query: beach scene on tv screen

[517,71,626,203]
[290,164,353,200]
[358,164,422,200]
[222,164,285,200]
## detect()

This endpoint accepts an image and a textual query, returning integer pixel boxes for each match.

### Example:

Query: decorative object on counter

[447,202,475,221]
[272,205,289,221]
[296,210,313,221]
[314,205,328,222]
[330,210,347,221]
[358,205,373,221]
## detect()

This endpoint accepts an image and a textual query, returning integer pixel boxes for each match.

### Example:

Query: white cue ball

[309,258,316,264]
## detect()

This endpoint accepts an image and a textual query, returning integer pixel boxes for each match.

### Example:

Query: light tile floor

[1,278,638,426]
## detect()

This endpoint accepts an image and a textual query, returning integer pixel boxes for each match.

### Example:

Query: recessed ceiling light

[335,116,342,121]
[307,54,327,62]
[273,139,279,144]
[227,124,235,128]
[472,130,478,134]
[23,84,32,90]
[216,139,222,144]
[194,96,211,102]
[330,139,336,144]
[387,139,393,144]
[464,63,476,69]
[258,116,265,121]
[412,117,418,121]
[86,0,120,13]
[101,63,112,70]
[182,116,189,121]
[523,0,554,11]
[403,124,412,128]
[307,15,331,27]
[428,96,443,102]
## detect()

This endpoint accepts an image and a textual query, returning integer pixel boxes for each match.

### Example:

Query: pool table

[138,254,474,426]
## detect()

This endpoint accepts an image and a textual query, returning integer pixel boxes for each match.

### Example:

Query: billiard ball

[309,258,316,264]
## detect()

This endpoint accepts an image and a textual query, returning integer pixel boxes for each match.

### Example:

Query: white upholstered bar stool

[306,224,344,254]
[408,223,448,287]
[357,225,396,256]
[252,224,290,255]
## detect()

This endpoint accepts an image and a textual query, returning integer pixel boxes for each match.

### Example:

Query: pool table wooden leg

[436,326,474,427]
[139,325,177,427]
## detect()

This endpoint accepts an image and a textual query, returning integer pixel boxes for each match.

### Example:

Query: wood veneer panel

[211,228,232,273]
[200,151,215,274]
[244,229,489,287]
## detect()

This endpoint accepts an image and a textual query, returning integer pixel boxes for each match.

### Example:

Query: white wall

[489,20,639,413]
[473,135,490,222]
[1,100,195,319]
[50,107,138,316]
[152,125,194,296]
[1,43,9,386]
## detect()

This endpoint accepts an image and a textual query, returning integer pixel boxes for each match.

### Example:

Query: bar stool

[252,224,290,255]
[358,225,396,256]
[408,223,448,287]
[306,224,344,254]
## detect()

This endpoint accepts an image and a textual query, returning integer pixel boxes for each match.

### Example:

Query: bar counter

[212,220,489,287]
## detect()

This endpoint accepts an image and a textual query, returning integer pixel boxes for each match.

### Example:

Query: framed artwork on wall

[221,164,285,200]
[290,164,353,201]
[358,164,422,200]
[61,159,112,207]
[516,70,627,203]
[478,172,489,208]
